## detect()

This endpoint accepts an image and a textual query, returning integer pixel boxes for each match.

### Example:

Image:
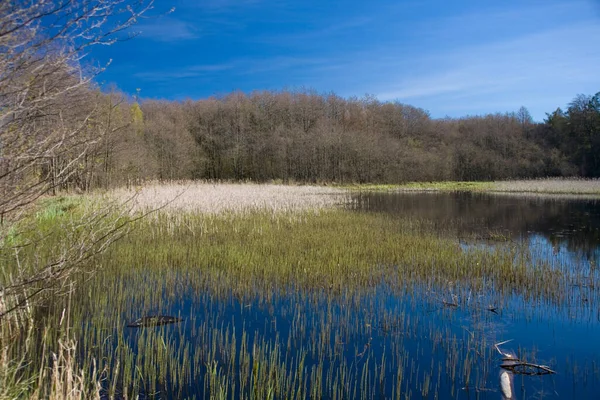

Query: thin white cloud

[134,56,330,82]
[252,16,374,45]
[137,18,201,42]
[134,63,235,81]
[377,23,600,103]
[239,56,329,75]
[419,0,591,38]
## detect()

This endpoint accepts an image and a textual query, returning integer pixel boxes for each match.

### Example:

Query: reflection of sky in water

[461,234,599,275]
[527,233,599,272]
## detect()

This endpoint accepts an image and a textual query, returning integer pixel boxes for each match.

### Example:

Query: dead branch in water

[500,361,556,375]
[494,340,556,375]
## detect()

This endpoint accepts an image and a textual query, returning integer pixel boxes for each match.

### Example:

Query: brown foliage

[111,90,560,184]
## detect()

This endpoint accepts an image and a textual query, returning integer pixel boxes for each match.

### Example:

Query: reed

[109,181,349,215]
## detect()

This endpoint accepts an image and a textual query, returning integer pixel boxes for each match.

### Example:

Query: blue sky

[90,0,600,121]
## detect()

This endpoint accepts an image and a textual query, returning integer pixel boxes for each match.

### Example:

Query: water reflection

[345,192,600,398]
[349,192,600,262]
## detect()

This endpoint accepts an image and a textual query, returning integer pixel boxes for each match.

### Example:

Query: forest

[61,88,600,189]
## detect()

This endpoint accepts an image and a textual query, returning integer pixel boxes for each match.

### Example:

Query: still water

[348,192,600,399]
[349,191,600,257]
[109,192,600,399]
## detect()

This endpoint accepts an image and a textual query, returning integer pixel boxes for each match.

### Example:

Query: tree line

[81,89,599,187]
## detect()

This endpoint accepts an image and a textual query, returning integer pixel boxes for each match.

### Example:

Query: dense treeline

[539,93,600,177]
[86,89,598,187]
[16,89,598,191]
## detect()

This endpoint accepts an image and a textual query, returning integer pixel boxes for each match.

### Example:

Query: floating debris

[494,340,556,376]
[500,361,556,376]
[442,300,458,307]
[127,315,183,328]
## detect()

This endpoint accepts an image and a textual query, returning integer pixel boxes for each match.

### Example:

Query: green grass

[35,195,83,221]
[400,181,494,191]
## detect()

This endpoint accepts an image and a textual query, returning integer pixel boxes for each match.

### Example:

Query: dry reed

[492,178,600,195]
[111,182,349,214]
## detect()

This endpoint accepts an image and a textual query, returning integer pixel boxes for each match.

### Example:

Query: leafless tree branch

[0,0,155,319]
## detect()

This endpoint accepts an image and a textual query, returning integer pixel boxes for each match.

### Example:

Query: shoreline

[340,179,600,197]
[45,179,600,216]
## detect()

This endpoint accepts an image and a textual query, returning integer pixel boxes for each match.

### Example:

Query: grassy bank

[343,178,600,196]
[0,194,132,400]
[342,181,493,192]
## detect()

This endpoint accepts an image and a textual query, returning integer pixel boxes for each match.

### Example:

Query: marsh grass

[2,187,599,398]
[105,210,572,302]
[342,181,494,192]
[0,194,129,399]
[345,178,600,196]
[0,310,103,400]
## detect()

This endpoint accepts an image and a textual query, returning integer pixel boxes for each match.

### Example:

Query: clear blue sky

[90,0,600,121]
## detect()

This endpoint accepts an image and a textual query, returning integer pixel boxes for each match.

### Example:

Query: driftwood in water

[494,340,556,376]
[500,359,556,375]
[127,315,183,328]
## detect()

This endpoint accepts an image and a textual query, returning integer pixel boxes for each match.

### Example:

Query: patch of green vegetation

[401,181,494,191]
[1,196,131,399]
[35,195,83,221]
[110,210,566,298]
[336,183,403,191]
[339,179,600,196]
[340,181,494,192]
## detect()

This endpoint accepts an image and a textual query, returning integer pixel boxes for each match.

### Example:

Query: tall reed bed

[110,182,349,214]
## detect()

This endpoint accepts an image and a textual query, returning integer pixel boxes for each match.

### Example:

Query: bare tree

[0,0,155,320]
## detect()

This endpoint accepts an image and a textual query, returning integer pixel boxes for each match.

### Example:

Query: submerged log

[127,315,183,328]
